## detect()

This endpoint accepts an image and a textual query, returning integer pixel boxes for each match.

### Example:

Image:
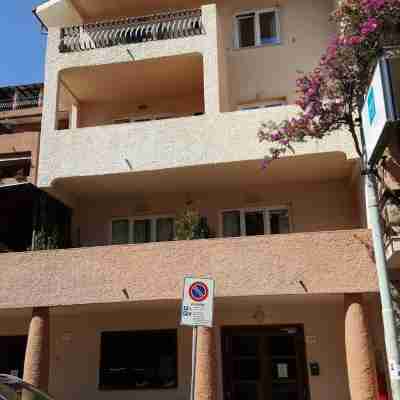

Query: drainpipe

[359,85,400,398]
[365,168,400,400]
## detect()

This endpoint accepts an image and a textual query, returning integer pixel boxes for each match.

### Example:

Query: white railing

[59,8,204,53]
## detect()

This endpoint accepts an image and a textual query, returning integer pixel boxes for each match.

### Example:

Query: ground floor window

[111,216,175,245]
[221,207,290,237]
[0,335,27,378]
[99,330,178,390]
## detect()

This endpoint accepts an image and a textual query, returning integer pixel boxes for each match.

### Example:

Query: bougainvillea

[258,0,400,165]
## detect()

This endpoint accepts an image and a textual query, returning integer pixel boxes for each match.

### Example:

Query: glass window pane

[100,330,177,390]
[223,211,241,237]
[245,211,264,236]
[112,219,129,244]
[232,336,259,356]
[269,336,296,356]
[259,11,278,44]
[156,218,174,242]
[234,359,260,380]
[133,219,151,243]
[270,210,290,234]
[237,14,255,47]
[235,382,259,400]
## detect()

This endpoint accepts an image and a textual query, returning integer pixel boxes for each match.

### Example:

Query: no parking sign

[180,277,215,327]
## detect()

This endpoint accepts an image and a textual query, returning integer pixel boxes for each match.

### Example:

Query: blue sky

[0,1,46,87]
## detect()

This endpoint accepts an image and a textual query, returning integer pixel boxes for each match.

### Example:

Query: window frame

[98,329,178,391]
[234,8,281,49]
[219,206,291,237]
[109,214,175,245]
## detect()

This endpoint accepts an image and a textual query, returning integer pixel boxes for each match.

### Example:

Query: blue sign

[367,87,376,125]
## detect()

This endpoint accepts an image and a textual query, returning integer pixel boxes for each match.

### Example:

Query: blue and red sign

[189,281,209,302]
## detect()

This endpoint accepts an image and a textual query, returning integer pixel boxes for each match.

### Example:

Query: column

[345,294,378,400]
[23,307,50,391]
[195,327,218,400]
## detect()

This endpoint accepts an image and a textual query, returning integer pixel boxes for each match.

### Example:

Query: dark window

[270,210,290,234]
[133,219,151,244]
[223,211,241,237]
[156,218,174,242]
[237,13,255,47]
[259,12,278,44]
[245,211,264,236]
[0,336,27,378]
[111,219,129,245]
[99,330,178,390]
[0,153,31,184]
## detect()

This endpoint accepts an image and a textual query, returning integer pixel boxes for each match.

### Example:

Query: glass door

[222,326,309,400]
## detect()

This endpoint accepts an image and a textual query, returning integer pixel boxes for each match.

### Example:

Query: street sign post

[180,277,215,400]
[180,277,215,328]
[362,56,400,166]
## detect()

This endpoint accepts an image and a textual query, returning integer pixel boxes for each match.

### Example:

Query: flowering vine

[258,0,400,165]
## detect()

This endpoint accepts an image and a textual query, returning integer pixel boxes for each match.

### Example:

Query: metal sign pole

[190,326,198,400]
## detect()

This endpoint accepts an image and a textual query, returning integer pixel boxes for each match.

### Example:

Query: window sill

[231,41,282,52]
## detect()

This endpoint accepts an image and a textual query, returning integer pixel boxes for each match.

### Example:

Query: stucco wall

[38,1,353,188]
[0,296,352,400]
[73,180,361,247]
[0,229,378,310]
[218,0,334,106]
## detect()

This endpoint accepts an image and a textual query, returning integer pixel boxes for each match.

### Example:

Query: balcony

[0,84,43,125]
[0,229,378,309]
[59,8,204,53]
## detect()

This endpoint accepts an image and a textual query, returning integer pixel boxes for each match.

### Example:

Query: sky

[0,1,46,87]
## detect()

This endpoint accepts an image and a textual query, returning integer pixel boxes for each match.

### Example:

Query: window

[99,330,177,390]
[111,215,175,244]
[235,9,280,48]
[0,336,27,378]
[221,208,290,237]
[0,153,31,185]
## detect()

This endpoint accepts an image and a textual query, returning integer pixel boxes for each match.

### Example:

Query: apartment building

[0,1,390,400]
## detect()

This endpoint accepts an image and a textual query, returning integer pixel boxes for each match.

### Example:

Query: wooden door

[222,326,309,400]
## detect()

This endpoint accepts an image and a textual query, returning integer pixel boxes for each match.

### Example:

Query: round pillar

[23,307,50,390]
[195,327,217,400]
[345,294,377,400]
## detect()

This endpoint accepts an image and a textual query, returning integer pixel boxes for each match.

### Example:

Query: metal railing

[59,8,204,53]
[0,97,41,112]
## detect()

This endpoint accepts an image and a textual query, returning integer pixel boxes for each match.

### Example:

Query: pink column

[195,327,218,400]
[345,294,378,400]
[23,307,50,390]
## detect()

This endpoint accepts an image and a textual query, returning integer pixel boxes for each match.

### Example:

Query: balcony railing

[0,97,41,112]
[59,8,204,53]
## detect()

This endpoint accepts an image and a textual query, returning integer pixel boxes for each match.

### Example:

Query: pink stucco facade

[0,229,378,309]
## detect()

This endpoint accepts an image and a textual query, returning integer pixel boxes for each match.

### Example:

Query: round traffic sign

[189,281,209,302]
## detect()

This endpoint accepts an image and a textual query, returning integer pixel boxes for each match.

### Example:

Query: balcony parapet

[0,229,378,309]
[59,8,204,53]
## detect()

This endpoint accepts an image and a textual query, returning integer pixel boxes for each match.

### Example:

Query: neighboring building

[0,1,388,400]
[0,84,70,252]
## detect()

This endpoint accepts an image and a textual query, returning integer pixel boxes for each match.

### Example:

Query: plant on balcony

[258,0,400,164]
[31,190,72,251]
[174,208,212,240]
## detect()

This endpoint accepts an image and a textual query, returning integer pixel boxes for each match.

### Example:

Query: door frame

[221,324,311,400]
